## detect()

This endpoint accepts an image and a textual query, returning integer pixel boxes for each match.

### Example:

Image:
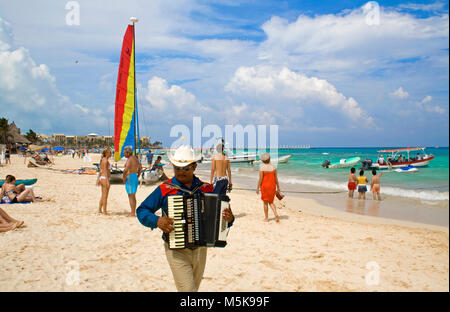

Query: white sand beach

[0,154,448,291]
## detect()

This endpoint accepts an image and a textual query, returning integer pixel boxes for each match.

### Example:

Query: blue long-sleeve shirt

[136,175,234,241]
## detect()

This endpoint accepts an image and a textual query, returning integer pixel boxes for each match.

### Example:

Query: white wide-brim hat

[168,145,202,167]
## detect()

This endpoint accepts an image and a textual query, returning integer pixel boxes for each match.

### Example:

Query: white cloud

[0,18,13,51]
[258,3,449,75]
[390,87,409,99]
[75,104,89,114]
[418,95,445,114]
[0,2,447,144]
[145,76,199,111]
[0,17,104,133]
[226,66,373,124]
[398,2,446,12]
[425,105,445,114]
[421,95,433,103]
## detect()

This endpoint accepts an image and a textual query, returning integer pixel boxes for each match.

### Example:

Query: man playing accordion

[137,145,235,292]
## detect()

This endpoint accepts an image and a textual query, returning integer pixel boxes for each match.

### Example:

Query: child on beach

[356,170,368,200]
[371,169,384,201]
[347,167,357,198]
[256,153,280,222]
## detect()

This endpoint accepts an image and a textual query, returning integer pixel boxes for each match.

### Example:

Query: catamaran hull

[200,154,257,164]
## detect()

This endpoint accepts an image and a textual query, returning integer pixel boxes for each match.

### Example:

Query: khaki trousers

[164,243,207,292]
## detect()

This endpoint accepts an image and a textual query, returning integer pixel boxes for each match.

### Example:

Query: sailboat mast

[132,20,137,155]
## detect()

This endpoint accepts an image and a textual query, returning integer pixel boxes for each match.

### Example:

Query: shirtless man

[371,169,384,201]
[347,167,357,198]
[210,143,232,196]
[123,146,142,217]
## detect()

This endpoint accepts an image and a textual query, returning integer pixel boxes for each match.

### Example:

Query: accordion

[167,192,230,249]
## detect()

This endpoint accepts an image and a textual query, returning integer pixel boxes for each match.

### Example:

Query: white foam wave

[283,177,449,201]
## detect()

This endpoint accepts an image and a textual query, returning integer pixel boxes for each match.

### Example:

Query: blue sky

[0,0,448,147]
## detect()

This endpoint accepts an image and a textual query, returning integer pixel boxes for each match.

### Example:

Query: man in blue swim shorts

[123,146,142,217]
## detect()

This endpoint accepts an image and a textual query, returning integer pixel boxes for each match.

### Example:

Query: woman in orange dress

[256,153,280,222]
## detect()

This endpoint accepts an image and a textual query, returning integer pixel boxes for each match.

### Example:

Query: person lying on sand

[0,207,25,232]
[1,175,43,203]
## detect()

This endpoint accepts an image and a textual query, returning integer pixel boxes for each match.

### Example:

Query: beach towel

[1,200,31,205]
[0,197,41,205]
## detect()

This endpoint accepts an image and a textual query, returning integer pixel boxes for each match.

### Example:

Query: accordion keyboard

[168,195,185,249]
[167,193,229,249]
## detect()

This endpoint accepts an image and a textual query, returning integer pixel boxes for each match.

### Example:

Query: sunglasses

[174,164,194,171]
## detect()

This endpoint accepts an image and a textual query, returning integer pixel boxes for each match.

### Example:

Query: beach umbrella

[52,147,65,151]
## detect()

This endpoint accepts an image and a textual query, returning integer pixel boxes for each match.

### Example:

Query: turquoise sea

[225,147,449,202]
[194,146,448,226]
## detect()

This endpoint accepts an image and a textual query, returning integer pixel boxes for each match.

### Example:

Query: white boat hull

[201,153,257,164]
[373,156,434,170]
[328,157,361,168]
[254,154,292,164]
[141,170,162,184]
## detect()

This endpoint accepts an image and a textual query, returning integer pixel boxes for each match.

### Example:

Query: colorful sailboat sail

[114,24,136,162]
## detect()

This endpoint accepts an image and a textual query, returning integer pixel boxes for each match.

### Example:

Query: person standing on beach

[210,143,232,195]
[356,170,368,200]
[146,150,153,169]
[5,146,11,164]
[123,146,142,217]
[347,167,357,198]
[256,153,280,222]
[371,170,384,201]
[97,148,111,214]
[136,145,234,292]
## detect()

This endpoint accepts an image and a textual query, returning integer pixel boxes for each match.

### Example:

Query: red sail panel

[114,25,135,161]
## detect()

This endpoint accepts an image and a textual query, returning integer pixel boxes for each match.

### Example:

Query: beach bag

[276,191,284,200]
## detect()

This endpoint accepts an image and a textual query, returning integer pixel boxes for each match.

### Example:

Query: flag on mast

[114,24,135,161]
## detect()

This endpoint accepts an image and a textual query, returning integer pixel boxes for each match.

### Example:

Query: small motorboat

[200,152,257,164]
[372,147,434,170]
[322,157,361,169]
[254,154,292,164]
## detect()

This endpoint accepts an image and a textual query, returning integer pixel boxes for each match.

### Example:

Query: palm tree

[0,117,14,145]
[25,129,40,144]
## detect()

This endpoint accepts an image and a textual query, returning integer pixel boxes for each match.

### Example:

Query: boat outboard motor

[361,159,373,170]
[361,159,367,170]
[322,159,331,168]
